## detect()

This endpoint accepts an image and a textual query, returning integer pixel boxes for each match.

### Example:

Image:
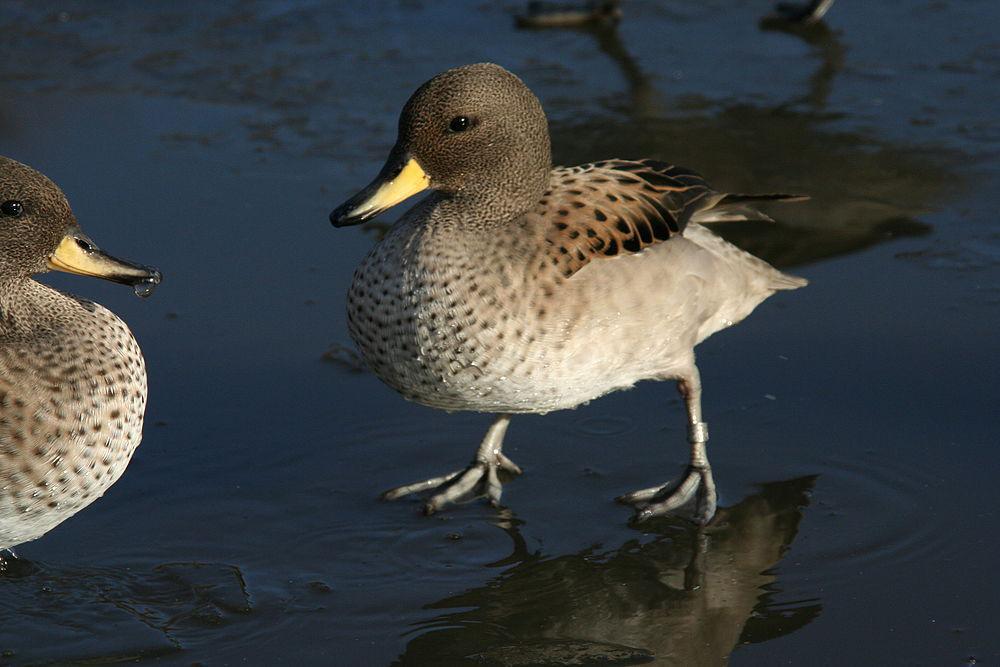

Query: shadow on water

[394,477,819,666]
[0,2,959,273]
[528,12,949,270]
[0,559,251,663]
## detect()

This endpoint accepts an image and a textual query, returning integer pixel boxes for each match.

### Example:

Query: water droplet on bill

[133,277,158,298]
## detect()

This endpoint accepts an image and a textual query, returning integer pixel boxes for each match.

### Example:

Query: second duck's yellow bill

[330,155,430,227]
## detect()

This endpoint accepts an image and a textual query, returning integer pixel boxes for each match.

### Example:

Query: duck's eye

[448,116,471,133]
[0,200,23,217]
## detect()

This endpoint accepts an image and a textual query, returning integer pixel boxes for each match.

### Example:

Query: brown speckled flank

[0,156,154,551]
[333,64,806,523]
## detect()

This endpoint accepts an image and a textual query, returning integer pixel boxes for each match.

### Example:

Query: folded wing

[534,159,804,279]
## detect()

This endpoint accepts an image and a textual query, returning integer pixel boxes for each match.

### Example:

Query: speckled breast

[0,288,147,549]
[345,221,573,413]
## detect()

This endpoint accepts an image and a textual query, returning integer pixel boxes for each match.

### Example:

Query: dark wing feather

[532,160,805,279]
[534,160,716,279]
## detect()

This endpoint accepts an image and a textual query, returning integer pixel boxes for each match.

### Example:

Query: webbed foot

[382,452,522,514]
[617,464,718,525]
[380,414,520,514]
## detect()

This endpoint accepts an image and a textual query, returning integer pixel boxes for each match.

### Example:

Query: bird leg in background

[770,0,836,24]
[617,366,718,525]
[514,1,622,29]
[381,414,522,514]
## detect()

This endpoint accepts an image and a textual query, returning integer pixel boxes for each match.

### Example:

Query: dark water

[1,1,998,664]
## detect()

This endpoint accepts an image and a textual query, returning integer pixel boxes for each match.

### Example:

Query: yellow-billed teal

[0,156,160,552]
[329,64,806,524]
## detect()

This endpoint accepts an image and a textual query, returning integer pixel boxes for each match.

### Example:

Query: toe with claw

[380,414,521,514]
[619,373,719,525]
[617,464,718,525]
[381,452,522,514]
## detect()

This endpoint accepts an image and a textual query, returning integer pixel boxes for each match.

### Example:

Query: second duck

[330,63,806,524]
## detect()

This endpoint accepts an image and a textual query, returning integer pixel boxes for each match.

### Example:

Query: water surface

[0,1,997,665]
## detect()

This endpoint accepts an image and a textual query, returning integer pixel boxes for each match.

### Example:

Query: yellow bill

[330,155,430,227]
[48,232,161,295]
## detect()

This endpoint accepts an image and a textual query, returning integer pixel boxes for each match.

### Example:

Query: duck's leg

[770,0,836,24]
[381,414,522,514]
[514,1,622,29]
[617,366,718,525]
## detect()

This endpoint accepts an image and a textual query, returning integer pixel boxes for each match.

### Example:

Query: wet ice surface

[1,1,998,665]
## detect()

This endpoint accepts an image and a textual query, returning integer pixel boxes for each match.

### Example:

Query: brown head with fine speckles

[0,156,76,280]
[330,63,552,227]
[0,155,160,293]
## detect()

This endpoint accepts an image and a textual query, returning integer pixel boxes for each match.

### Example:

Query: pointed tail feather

[769,272,809,290]
[718,193,810,206]
[693,193,809,224]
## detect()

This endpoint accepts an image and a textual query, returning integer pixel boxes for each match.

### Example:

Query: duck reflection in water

[517,1,942,270]
[394,476,819,666]
[515,1,835,31]
[366,5,938,265]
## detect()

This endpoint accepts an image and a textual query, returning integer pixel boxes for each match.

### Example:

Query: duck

[329,63,806,524]
[0,156,160,554]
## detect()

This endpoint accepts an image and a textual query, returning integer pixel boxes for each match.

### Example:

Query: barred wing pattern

[536,160,717,279]
[533,159,802,279]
